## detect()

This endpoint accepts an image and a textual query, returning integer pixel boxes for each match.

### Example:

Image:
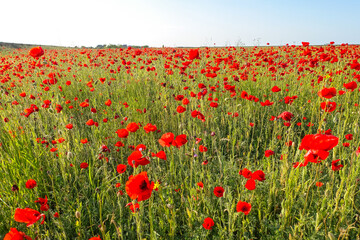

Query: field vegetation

[1,43,360,239]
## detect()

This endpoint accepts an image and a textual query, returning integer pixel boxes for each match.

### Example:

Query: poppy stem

[0,197,10,207]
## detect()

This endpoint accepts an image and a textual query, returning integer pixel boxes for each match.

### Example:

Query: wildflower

[127,151,150,168]
[264,150,274,157]
[213,186,224,197]
[14,208,46,227]
[125,172,154,202]
[331,159,343,171]
[202,217,214,230]
[29,46,44,58]
[25,179,37,189]
[199,145,208,152]
[236,201,251,215]
[116,164,127,174]
[116,129,129,138]
[4,228,32,240]
[126,122,139,132]
[126,202,140,213]
[80,162,89,169]
[318,87,337,99]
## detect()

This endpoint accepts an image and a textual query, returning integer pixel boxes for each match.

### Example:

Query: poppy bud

[12,184,19,192]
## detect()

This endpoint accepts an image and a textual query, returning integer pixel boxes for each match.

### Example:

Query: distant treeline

[97,44,149,49]
[0,42,68,49]
[0,42,150,49]
[0,42,39,49]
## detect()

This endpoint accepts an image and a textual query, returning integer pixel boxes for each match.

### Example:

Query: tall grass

[0,45,359,239]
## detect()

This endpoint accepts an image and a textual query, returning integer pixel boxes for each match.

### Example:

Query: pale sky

[1,0,359,47]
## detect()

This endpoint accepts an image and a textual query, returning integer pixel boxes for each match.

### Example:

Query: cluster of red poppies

[2,42,360,238]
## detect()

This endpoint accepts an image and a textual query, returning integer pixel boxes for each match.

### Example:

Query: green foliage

[0,46,359,239]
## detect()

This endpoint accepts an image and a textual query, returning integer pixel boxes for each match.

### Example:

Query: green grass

[0,45,360,239]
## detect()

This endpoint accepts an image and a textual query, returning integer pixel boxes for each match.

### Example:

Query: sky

[1,0,359,47]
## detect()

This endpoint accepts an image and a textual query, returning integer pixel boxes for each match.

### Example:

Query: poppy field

[1,43,360,239]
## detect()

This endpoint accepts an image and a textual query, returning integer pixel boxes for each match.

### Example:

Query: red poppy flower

[143,123,157,133]
[116,129,129,138]
[252,170,266,181]
[303,149,329,164]
[115,141,124,147]
[202,217,214,230]
[320,102,336,112]
[277,111,294,121]
[34,196,49,212]
[14,208,46,227]
[343,81,357,91]
[29,46,44,58]
[302,42,310,47]
[80,102,89,108]
[126,122,139,132]
[125,172,154,202]
[236,201,251,215]
[213,186,224,197]
[197,181,204,189]
[126,202,140,213]
[182,98,190,105]
[245,178,256,190]
[101,144,110,153]
[199,145,208,152]
[175,95,185,101]
[271,86,281,92]
[264,150,274,157]
[299,134,339,152]
[127,151,150,168]
[345,134,353,140]
[189,49,200,60]
[81,138,88,144]
[210,102,218,108]
[239,168,252,179]
[4,228,32,240]
[331,159,343,171]
[191,110,199,118]
[116,164,127,174]
[299,134,339,165]
[356,147,360,156]
[316,182,323,187]
[159,132,174,147]
[65,124,73,129]
[240,91,248,99]
[260,100,274,106]
[338,90,345,95]
[25,179,37,189]
[155,150,167,160]
[176,105,186,113]
[318,87,337,99]
[105,99,112,106]
[50,148,57,152]
[172,134,187,148]
[80,162,89,169]
[89,236,102,240]
[86,119,95,126]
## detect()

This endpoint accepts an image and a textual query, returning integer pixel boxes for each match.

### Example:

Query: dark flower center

[139,180,148,191]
